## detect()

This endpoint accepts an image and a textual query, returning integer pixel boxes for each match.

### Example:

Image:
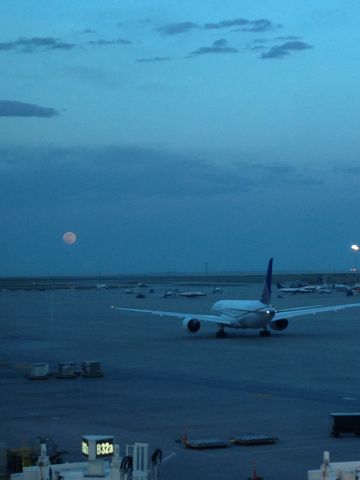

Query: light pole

[351,244,359,272]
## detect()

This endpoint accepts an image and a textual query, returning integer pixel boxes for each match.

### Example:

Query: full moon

[63,231,77,245]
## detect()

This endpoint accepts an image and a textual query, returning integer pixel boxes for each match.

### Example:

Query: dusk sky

[1,0,360,276]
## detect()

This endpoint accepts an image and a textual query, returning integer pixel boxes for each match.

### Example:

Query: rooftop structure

[11,437,161,480]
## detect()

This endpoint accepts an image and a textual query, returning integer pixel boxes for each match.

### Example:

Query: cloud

[241,162,323,185]
[189,39,238,56]
[0,146,323,210]
[78,28,96,34]
[0,35,133,54]
[233,162,325,186]
[275,35,301,41]
[0,37,75,53]
[204,18,249,29]
[156,22,199,36]
[136,57,171,63]
[0,147,252,207]
[261,40,313,59]
[0,100,59,118]
[204,18,280,33]
[246,39,268,52]
[242,19,280,33]
[156,17,280,37]
[88,38,132,46]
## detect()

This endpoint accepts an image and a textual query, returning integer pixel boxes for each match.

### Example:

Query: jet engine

[182,318,201,333]
[270,319,289,331]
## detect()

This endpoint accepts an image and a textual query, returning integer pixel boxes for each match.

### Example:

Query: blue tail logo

[260,258,273,304]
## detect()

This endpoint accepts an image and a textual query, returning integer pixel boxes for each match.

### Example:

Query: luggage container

[230,434,278,446]
[28,363,50,380]
[330,412,360,437]
[56,362,77,379]
[81,361,103,378]
[181,434,230,449]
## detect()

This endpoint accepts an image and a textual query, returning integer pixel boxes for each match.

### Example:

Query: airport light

[351,244,360,272]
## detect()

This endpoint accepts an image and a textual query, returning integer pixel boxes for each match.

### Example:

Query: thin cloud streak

[204,17,280,32]
[156,22,199,36]
[78,29,96,34]
[261,40,313,59]
[240,18,281,33]
[204,18,249,29]
[157,17,280,36]
[189,39,238,56]
[0,100,60,118]
[0,37,75,52]
[137,56,171,63]
[88,38,132,46]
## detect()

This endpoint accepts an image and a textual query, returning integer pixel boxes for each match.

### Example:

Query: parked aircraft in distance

[111,258,360,338]
[163,289,178,298]
[277,283,332,294]
[331,283,352,292]
[276,283,313,294]
[163,289,206,298]
[178,291,207,297]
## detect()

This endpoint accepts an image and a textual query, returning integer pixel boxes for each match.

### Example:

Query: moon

[63,231,77,245]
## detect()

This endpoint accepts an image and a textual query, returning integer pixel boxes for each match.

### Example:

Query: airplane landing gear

[259,329,271,337]
[216,327,227,338]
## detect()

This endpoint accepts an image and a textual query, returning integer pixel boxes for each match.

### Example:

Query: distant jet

[276,283,312,294]
[163,289,177,298]
[331,283,352,292]
[276,283,331,294]
[178,291,207,297]
[111,258,360,338]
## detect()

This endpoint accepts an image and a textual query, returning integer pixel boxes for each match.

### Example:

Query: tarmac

[1,282,360,479]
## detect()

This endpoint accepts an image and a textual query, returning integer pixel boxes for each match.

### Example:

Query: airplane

[111,258,360,338]
[276,283,332,294]
[331,282,352,292]
[163,289,178,298]
[276,283,313,294]
[178,291,207,297]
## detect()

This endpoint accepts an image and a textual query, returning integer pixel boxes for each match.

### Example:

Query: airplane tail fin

[260,258,273,304]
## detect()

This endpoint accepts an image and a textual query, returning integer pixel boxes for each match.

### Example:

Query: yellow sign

[82,440,89,456]
[96,441,114,456]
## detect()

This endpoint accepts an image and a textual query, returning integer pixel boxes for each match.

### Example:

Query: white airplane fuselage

[211,300,274,329]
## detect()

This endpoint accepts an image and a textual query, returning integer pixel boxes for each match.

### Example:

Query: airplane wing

[110,305,233,325]
[272,302,360,321]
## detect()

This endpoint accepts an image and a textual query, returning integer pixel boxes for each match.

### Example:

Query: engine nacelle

[182,318,201,334]
[270,319,289,331]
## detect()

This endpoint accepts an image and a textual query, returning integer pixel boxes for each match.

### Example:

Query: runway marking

[163,452,177,463]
